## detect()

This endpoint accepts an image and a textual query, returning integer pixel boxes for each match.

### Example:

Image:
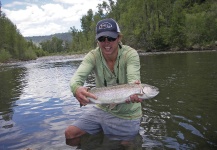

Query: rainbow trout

[87,83,159,104]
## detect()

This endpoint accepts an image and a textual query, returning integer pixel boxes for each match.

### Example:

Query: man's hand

[128,94,143,103]
[75,86,97,106]
[126,80,143,103]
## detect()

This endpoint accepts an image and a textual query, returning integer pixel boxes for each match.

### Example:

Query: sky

[1,0,114,37]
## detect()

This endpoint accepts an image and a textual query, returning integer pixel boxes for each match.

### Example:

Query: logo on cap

[99,22,112,30]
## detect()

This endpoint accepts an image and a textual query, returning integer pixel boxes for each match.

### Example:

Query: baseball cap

[96,18,120,39]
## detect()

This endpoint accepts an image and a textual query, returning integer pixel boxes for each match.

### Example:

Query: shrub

[0,49,12,63]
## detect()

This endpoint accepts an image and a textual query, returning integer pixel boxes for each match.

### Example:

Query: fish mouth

[142,86,159,96]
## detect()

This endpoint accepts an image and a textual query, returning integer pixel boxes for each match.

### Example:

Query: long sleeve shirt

[70,44,142,119]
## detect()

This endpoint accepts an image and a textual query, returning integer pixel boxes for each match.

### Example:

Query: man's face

[97,36,120,56]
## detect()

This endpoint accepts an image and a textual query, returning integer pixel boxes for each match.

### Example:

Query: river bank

[1,50,216,66]
[36,49,217,61]
[139,49,217,56]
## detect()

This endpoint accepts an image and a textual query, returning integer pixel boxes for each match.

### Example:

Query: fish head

[139,84,159,99]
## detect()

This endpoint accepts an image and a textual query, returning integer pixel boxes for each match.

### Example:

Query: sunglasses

[98,36,117,42]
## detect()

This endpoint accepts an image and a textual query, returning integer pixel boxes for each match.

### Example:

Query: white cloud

[3,1,31,8]
[2,0,115,37]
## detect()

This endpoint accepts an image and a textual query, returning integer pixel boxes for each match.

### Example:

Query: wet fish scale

[87,84,159,104]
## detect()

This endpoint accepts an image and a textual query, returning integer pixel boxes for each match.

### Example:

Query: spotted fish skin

[87,83,159,104]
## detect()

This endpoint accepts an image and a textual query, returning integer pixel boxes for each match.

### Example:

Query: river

[0,51,217,150]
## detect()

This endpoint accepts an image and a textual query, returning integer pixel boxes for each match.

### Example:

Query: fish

[87,83,159,104]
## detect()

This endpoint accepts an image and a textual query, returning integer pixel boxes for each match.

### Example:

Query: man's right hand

[75,86,97,106]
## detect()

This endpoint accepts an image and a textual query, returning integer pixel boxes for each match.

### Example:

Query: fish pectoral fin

[109,103,117,110]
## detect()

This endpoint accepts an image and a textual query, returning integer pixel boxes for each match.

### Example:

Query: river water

[0,51,217,150]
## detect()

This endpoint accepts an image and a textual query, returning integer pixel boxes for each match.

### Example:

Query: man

[65,18,142,146]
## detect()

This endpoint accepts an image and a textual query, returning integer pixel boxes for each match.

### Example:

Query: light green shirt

[70,44,142,119]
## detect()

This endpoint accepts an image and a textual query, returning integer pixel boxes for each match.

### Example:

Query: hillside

[25,32,72,44]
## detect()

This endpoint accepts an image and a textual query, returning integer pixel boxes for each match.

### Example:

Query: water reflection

[77,132,143,150]
[0,59,82,150]
[0,52,217,149]
[140,52,217,149]
[0,65,26,129]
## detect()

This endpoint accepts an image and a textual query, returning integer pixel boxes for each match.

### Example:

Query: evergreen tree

[69,0,217,52]
[0,14,45,62]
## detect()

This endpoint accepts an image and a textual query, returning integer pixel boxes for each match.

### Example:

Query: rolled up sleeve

[126,49,141,83]
[70,52,95,95]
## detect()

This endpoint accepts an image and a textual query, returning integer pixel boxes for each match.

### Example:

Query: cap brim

[96,31,118,40]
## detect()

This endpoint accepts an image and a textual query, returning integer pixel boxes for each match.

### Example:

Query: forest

[69,0,217,53]
[0,0,217,63]
[0,14,46,63]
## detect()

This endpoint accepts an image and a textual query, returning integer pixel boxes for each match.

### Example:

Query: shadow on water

[72,131,143,150]
[0,65,27,129]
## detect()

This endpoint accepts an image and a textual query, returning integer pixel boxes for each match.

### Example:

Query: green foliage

[69,0,217,52]
[169,0,187,49]
[185,2,217,47]
[20,46,37,61]
[34,48,48,57]
[0,48,11,62]
[0,15,46,62]
[1,0,216,60]
[40,37,67,54]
